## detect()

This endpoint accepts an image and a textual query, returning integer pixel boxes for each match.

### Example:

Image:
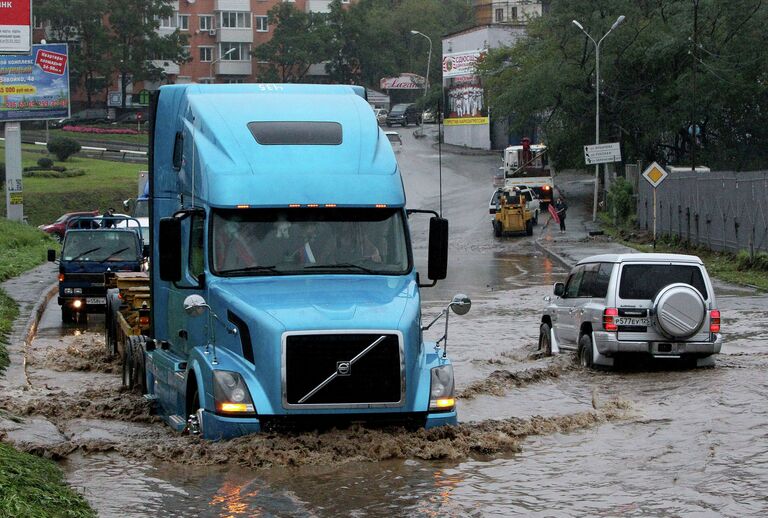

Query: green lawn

[0,143,142,226]
[0,219,93,517]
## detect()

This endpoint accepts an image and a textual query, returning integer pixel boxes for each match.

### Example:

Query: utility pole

[691,0,699,171]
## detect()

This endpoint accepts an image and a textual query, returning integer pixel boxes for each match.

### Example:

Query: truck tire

[61,306,72,324]
[539,323,552,356]
[526,219,533,236]
[122,344,134,390]
[578,334,594,368]
[493,220,502,238]
[653,283,706,339]
[533,211,539,225]
[131,336,148,394]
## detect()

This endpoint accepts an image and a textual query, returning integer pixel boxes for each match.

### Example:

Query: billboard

[379,73,425,90]
[0,43,70,121]
[442,50,485,79]
[0,0,32,54]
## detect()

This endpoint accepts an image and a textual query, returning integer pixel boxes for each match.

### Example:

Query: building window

[178,14,190,31]
[33,16,44,29]
[495,8,504,23]
[511,7,518,19]
[199,15,214,31]
[200,47,213,62]
[158,15,175,29]
[220,43,251,61]
[221,12,251,29]
[181,46,191,60]
[255,16,268,32]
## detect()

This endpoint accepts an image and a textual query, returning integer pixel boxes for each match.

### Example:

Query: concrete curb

[534,238,576,269]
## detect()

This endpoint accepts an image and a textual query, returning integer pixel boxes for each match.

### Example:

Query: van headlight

[429,365,455,412]
[213,371,255,414]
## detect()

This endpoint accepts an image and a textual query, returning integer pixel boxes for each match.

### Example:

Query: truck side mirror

[47,249,56,262]
[427,217,448,281]
[158,217,182,282]
[553,282,565,297]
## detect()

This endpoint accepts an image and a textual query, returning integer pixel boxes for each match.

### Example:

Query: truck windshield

[62,231,138,262]
[211,208,410,276]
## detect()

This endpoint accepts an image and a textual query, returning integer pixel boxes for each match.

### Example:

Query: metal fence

[636,170,768,255]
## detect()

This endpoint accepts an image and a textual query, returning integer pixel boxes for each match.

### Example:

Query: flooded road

[3,126,767,516]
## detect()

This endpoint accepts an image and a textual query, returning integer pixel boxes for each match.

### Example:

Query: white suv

[540,253,722,368]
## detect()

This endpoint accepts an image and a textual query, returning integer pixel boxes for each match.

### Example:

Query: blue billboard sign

[0,43,70,121]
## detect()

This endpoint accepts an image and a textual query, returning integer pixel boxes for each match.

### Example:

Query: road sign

[642,162,668,188]
[0,0,32,54]
[584,142,621,165]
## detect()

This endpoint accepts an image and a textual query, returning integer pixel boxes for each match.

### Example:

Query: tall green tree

[478,0,768,170]
[106,0,189,109]
[35,0,112,108]
[253,3,330,82]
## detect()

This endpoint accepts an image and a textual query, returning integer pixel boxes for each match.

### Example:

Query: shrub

[37,157,54,168]
[46,137,81,161]
[63,125,140,135]
[23,169,85,178]
[607,177,635,224]
[736,250,768,272]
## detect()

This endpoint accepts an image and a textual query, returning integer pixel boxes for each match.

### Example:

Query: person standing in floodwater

[554,198,567,233]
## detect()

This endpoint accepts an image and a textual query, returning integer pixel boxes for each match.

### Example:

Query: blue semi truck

[113,83,469,439]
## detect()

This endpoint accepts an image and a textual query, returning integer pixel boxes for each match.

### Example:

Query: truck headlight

[64,288,73,295]
[429,365,455,412]
[213,370,255,414]
[73,288,83,294]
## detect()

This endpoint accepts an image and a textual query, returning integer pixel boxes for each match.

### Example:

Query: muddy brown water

[3,244,765,517]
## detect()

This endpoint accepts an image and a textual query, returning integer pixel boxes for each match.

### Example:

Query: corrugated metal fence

[636,170,768,255]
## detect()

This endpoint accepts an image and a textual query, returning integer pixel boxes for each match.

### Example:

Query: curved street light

[572,15,626,222]
[410,30,432,137]
[209,47,237,83]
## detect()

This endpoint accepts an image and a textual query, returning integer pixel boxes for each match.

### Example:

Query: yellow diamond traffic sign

[642,162,668,188]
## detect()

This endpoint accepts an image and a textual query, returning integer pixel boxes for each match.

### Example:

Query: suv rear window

[619,264,708,300]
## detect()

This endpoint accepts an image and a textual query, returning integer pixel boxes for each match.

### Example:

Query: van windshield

[619,264,708,300]
[211,208,410,276]
[62,231,138,262]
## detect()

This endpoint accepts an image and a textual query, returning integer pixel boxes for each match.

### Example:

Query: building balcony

[151,60,180,76]
[214,60,252,76]
[215,0,251,11]
[216,27,253,43]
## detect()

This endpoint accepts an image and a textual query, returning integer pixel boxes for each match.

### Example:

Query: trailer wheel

[131,336,148,394]
[122,343,134,390]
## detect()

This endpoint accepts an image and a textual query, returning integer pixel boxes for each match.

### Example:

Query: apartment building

[151,0,352,87]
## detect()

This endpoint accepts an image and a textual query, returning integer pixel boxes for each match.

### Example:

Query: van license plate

[86,297,106,305]
[615,317,649,326]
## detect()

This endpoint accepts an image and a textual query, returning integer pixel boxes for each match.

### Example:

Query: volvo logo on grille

[336,361,351,376]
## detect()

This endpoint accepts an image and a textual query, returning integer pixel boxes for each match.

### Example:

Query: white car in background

[374,108,388,125]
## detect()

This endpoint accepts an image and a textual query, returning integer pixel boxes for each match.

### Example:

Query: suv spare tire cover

[653,283,706,339]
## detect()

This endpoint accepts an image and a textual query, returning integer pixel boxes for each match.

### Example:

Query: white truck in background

[499,142,555,209]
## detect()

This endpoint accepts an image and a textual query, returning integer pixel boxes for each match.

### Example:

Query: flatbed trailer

[104,271,151,390]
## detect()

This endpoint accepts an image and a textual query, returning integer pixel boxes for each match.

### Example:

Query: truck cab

[143,84,468,439]
[501,142,554,208]
[49,217,145,322]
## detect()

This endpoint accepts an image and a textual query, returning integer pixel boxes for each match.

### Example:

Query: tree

[35,0,112,108]
[106,0,189,109]
[253,3,330,82]
[477,0,768,170]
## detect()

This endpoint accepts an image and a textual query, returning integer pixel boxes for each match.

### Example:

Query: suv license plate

[86,297,106,305]
[615,317,650,326]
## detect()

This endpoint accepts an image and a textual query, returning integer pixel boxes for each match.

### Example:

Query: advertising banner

[445,74,486,121]
[379,73,425,90]
[0,0,31,54]
[0,43,70,121]
[442,50,485,78]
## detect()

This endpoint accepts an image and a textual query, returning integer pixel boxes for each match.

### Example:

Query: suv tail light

[603,308,618,331]
[709,310,720,333]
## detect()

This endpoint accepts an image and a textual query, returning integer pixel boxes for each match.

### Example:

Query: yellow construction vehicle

[492,187,533,237]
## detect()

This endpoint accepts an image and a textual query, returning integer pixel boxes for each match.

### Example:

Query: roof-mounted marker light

[289,204,301,208]
[236,204,250,209]
[375,204,388,208]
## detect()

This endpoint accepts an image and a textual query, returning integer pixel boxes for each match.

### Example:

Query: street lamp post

[572,15,625,222]
[410,30,432,137]
[209,47,237,83]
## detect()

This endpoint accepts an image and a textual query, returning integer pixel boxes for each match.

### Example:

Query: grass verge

[0,143,141,226]
[0,219,94,516]
[0,443,96,518]
[600,220,768,291]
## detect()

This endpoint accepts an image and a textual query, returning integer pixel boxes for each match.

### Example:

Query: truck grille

[284,333,403,408]
[64,273,104,284]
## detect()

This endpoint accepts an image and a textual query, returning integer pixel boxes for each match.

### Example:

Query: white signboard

[442,50,485,78]
[0,0,32,54]
[584,142,622,165]
[642,161,668,188]
[379,73,424,90]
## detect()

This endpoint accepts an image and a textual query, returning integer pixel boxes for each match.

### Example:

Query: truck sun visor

[248,121,342,145]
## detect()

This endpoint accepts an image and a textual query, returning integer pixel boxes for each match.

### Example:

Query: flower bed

[63,125,141,135]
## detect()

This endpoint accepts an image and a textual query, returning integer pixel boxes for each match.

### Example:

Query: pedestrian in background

[554,198,567,233]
